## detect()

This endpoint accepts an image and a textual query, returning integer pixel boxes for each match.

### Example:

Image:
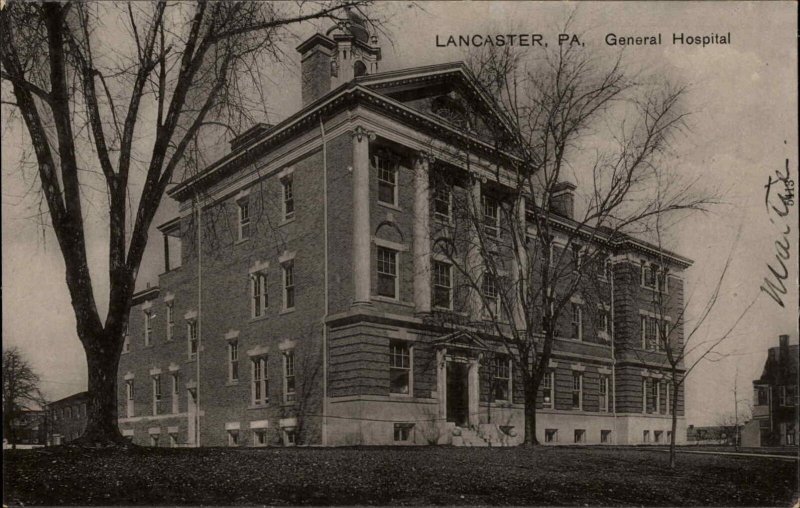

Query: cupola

[296,8,381,106]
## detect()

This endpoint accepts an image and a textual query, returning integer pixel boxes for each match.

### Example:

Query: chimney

[296,11,381,107]
[779,334,789,348]
[551,181,577,219]
[297,35,336,107]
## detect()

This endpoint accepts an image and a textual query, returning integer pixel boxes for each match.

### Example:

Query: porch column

[352,126,373,306]
[468,357,480,428]
[468,173,484,316]
[413,153,432,313]
[512,195,528,329]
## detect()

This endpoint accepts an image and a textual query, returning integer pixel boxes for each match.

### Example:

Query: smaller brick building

[47,391,88,445]
[742,335,798,447]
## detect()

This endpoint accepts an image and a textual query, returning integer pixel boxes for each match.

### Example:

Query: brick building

[47,391,88,445]
[118,16,689,447]
[742,335,798,447]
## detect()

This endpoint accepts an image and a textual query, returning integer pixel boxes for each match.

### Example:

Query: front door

[446,361,469,426]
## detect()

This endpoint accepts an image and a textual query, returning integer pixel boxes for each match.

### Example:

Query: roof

[47,391,88,407]
[754,343,799,384]
[168,62,521,202]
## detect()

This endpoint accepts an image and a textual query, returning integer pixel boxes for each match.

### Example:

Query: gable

[357,63,515,148]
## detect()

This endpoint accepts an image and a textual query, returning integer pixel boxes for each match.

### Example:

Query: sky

[2,1,798,426]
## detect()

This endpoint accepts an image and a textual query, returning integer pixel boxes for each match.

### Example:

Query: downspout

[320,116,329,446]
[196,195,203,447]
[610,260,617,444]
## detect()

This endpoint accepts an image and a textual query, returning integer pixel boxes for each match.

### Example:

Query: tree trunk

[522,389,540,446]
[669,383,679,468]
[78,337,127,446]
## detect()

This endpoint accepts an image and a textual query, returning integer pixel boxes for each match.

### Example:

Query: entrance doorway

[446,361,469,426]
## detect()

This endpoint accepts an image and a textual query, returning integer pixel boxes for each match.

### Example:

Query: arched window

[353,60,367,78]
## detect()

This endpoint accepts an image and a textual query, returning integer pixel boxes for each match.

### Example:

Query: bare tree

[642,222,757,467]
[0,1,378,445]
[2,347,46,449]
[423,26,717,446]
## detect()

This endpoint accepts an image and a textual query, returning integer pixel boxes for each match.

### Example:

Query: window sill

[226,381,239,387]
[250,314,270,323]
[378,201,403,213]
[279,308,296,315]
[373,296,415,308]
[280,217,296,227]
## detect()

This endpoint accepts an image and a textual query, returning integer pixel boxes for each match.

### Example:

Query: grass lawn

[3,445,797,506]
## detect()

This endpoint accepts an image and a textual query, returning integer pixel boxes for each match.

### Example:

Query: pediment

[358,63,515,147]
[432,330,489,351]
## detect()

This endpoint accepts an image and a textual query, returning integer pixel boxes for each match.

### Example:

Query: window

[493,356,511,402]
[667,430,672,442]
[126,380,135,418]
[665,382,671,415]
[642,378,648,413]
[432,260,452,309]
[166,302,174,341]
[284,351,296,403]
[482,195,500,239]
[123,328,131,353]
[282,176,295,221]
[251,272,268,318]
[654,430,663,443]
[571,303,583,340]
[599,375,610,412]
[285,429,297,445]
[187,321,198,359]
[238,199,250,241]
[599,308,610,337]
[66,407,72,419]
[600,256,612,280]
[779,386,787,406]
[542,371,554,409]
[574,429,586,443]
[144,311,153,346]
[283,262,295,310]
[433,180,451,220]
[787,385,797,406]
[641,315,658,350]
[643,430,650,443]
[545,429,558,443]
[377,247,398,299]
[601,430,612,443]
[572,372,583,410]
[227,430,239,447]
[252,356,269,405]
[787,423,796,445]
[389,340,411,395]
[169,434,178,447]
[394,423,414,442]
[152,375,162,415]
[375,154,398,205]
[481,272,499,317]
[150,435,159,447]
[755,386,769,406]
[571,244,583,271]
[228,341,239,382]
[254,429,268,446]
[641,262,658,288]
[171,373,179,414]
[651,379,660,414]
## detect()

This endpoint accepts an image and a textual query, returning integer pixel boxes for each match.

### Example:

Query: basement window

[394,423,414,442]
